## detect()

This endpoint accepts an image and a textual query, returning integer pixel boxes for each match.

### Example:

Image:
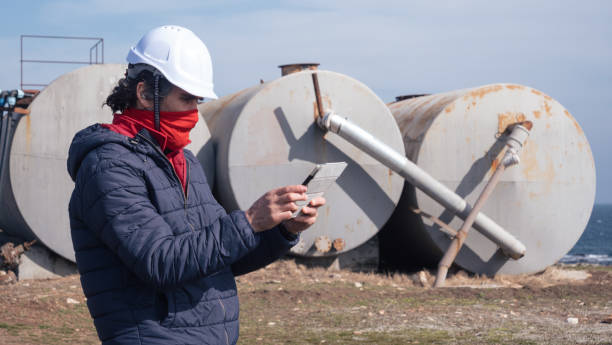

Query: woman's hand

[245,185,307,232]
[283,196,326,234]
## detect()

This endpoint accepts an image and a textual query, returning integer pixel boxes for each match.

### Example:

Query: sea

[559,204,612,265]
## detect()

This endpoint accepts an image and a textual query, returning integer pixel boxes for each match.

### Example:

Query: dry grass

[0,260,611,344]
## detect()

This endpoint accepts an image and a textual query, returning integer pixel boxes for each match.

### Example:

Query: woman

[67,25,324,345]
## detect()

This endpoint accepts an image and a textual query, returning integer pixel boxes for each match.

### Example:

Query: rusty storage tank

[0,64,215,262]
[379,84,596,275]
[198,65,405,257]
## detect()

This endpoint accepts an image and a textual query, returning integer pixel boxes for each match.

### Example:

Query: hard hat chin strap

[154,74,160,131]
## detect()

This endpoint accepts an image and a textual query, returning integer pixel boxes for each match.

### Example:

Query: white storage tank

[0,64,215,262]
[379,84,596,275]
[199,66,405,257]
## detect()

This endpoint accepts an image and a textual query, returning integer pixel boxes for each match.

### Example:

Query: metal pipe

[278,63,319,76]
[21,59,93,65]
[317,112,527,259]
[20,36,23,90]
[312,73,324,119]
[20,34,104,40]
[434,122,531,287]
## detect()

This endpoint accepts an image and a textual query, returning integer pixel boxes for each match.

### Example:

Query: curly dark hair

[105,64,173,113]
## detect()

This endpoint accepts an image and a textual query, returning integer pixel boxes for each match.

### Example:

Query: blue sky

[1,1,611,203]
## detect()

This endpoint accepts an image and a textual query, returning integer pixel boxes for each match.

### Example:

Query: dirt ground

[0,260,611,345]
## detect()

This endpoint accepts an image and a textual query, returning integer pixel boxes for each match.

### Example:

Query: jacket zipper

[218,297,230,345]
[136,134,195,231]
[185,160,195,231]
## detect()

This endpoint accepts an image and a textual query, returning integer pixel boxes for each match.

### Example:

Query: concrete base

[294,236,379,272]
[17,245,77,280]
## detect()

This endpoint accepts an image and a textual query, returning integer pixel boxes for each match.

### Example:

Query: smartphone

[292,162,348,218]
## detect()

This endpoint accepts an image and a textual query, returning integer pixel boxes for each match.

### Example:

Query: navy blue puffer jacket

[67,124,298,345]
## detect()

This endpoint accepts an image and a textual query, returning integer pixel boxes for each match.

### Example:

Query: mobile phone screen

[292,162,347,218]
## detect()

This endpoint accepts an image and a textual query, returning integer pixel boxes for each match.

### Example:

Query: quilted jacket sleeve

[75,157,259,290]
[231,225,299,276]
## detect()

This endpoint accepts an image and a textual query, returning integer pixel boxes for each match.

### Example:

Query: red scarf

[102,108,200,192]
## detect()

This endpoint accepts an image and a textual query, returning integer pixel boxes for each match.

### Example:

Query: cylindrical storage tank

[0,64,215,262]
[379,84,596,275]
[199,69,405,257]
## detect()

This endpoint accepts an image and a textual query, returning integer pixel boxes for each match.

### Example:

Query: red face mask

[116,108,199,151]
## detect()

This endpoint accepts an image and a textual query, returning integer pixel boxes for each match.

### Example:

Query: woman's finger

[277,192,307,204]
[278,202,298,213]
[276,210,295,222]
[275,185,307,195]
[308,197,326,208]
[299,206,317,216]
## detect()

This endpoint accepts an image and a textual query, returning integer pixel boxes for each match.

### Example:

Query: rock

[602,314,612,324]
[0,240,36,270]
[0,270,17,284]
[567,317,579,325]
[417,271,429,287]
[66,298,80,304]
[354,282,363,288]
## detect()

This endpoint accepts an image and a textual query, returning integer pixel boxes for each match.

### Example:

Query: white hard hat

[127,25,218,99]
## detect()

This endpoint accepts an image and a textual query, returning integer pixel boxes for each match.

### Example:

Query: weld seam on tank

[318,111,526,259]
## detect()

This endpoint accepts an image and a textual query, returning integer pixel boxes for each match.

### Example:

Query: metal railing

[20,35,104,89]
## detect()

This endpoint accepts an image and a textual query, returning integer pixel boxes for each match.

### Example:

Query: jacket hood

[67,124,132,181]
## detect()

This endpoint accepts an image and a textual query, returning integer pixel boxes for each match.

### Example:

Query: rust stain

[322,95,332,111]
[564,110,583,134]
[313,101,320,120]
[521,141,540,180]
[505,84,525,90]
[521,142,556,198]
[465,137,471,144]
[464,85,503,101]
[531,88,552,100]
[332,238,346,252]
[533,110,541,119]
[546,123,551,129]
[25,115,32,153]
[444,103,455,114]
[544,102,552,117]
[491,158,500,172]
[497,112,526,134]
